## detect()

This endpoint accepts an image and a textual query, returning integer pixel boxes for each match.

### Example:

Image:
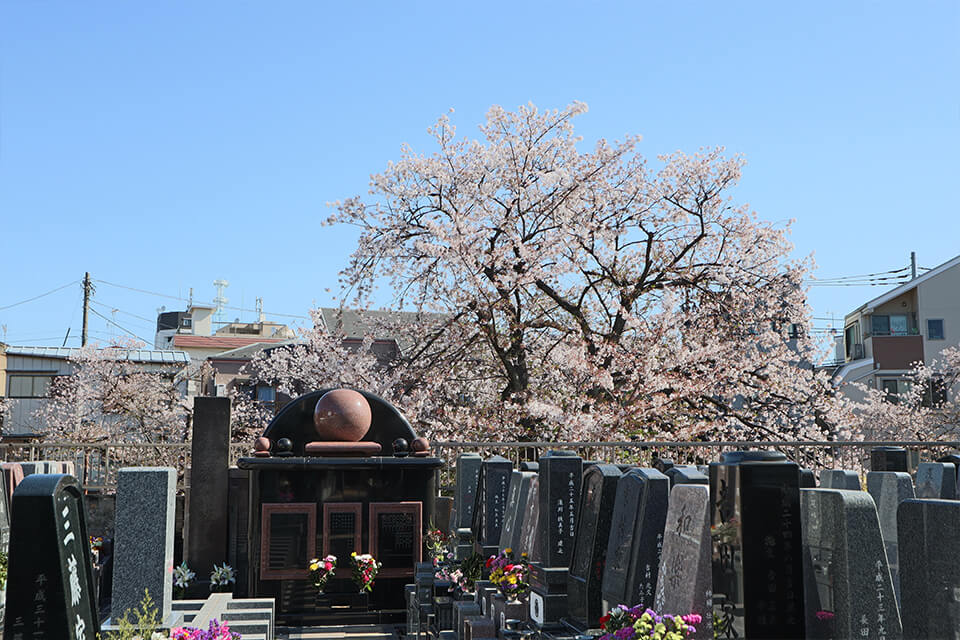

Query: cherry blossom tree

[34,339,191,445]
[323,102,841,442]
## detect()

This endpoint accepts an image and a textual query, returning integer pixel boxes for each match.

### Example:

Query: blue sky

[1,1,957,352]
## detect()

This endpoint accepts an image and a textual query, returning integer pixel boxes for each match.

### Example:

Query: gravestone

[499,471,522,553]
[499,471,534,555]
[1,463,25,511]
[455,453,483,530]
[897,499,960,638]
[601,467,669,611]
[528,564,568,629]
[472,456,513,558]
[820,469,861,490]
[914,461,957,499]
[665,466,708,488]
[653,458,674,473]
[710,454,804,639]
[0,470,9,548]
[866,471,914,606]
[111,467,177,626]
[871,446,909,472]
[537,450,582,568]
[436,496,454,534]
[801,488,902,640]
[519,461,539,472]
[566,463,621,631]
[185,396,231,576]
[799,468,816,488]
[3,474,100,640]
[516,476,541,561]
[936,453,960,484]
[454,600,482,640]
[653,484,712,640]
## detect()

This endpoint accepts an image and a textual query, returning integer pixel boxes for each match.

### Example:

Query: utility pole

[910,251,917,279]
[81,272,93,346]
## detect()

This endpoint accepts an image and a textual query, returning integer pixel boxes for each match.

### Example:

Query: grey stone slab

[111,467,177,624]
[186,397,231,575]
[499,471,523,554]
[914,462,957,499]
[601,467,669,611]
[866,471,915,606]
[801,488,902,640]
[500,471,534,555]
[455,453,483,530]
[653,484,712,640]
[897,499,960,639]
[665,466,708,488]
[516,476,540,561]
[820,469,862,490]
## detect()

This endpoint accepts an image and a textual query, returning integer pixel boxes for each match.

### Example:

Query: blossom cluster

[597,605,700,640]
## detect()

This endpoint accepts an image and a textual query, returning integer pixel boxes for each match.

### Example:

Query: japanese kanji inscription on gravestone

[3,474,100,640]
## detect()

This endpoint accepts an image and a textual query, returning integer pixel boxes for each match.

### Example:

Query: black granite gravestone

[710,456,804,639]
[654,484,712,640]
[3,474,100,640]
[799,468,816,488]
[537,451,582,569]
[914,462,957,499]
[801,488,902,640]
[601,468,669,611]
[820,469,861,490]
[871,446,909,472]
[185,396,231,577]
[566,464,621,631]
[897,499,960,638]
[472,456,513,558]
[455,454,483,531]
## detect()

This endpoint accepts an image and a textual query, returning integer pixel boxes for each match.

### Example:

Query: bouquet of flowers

[170,619,241,640]
[486,549,528,600]
[89,536,104,555]
[308,555,337,591]
[174,562,196,599]
[350,552,381,593]
[425,525,448,563]
[596,605,700,640]
[209,563,236,593]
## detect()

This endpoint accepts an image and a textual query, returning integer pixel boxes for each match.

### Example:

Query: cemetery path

[276,624,401,639]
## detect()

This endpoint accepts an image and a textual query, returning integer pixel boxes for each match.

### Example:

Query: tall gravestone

[3,474,100,640]
[185,396,231,576]
[897,499,960,638]
[499,471,534,555]
[566,463,621,631]
[111,467,177,626]
[654,484,712,640]
[710,452,805,639]
[601,467,669,611]
[866,471,914,606]
[471,455,513,559]
[455,453,483,531]
[801,488,902,640]
[820,469,861,490]
[528,451,582,629]
[516,476,540,561]
[914,461,957,499]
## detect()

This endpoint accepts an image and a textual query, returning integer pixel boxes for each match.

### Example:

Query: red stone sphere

[313,388,372,442]
[411,437,430,452]
[254,436,271,452]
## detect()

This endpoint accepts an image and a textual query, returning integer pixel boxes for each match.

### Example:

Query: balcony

[871,334,924,370]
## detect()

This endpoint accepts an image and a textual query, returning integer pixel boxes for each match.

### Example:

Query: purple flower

[614,627,636,639]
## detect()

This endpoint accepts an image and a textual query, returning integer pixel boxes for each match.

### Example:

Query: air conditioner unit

[215,384,227,397]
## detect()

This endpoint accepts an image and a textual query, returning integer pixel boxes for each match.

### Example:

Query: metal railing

[3,439,957,493]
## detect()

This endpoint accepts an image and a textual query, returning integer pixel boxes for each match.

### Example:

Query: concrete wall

[918,262,960,365]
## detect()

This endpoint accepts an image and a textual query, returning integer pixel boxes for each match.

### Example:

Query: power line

[0,281,78,311]
[93,278,310,320]
[806,265,910,282]
[90,300,156,326]
[88,306,153,346]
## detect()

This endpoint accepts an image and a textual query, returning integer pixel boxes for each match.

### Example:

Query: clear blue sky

[1,2,957,352]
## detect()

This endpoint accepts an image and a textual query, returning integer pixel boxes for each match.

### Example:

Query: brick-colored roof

[172,335,285,349]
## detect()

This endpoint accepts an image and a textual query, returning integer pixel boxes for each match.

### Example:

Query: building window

[7,374,54,398]
[871,314,912,336]
[927,319,945,341]
[880,378,912,405]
